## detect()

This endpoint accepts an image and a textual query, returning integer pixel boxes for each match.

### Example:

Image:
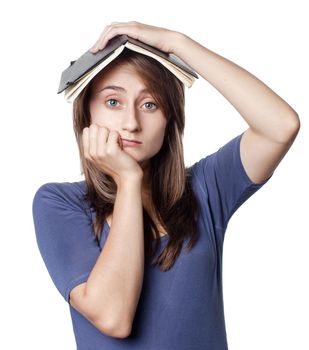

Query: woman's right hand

[82,124,143,185]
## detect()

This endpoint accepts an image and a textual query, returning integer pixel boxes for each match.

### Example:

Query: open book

[57,34,199,103]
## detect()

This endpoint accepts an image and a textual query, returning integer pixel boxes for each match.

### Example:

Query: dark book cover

[57,34,198,94]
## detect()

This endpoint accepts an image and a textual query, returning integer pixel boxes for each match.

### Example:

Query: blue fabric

[32,131,273,350]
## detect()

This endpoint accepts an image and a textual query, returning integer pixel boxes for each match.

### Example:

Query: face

[89,63,168,171]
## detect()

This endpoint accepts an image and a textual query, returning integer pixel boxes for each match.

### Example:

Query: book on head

[57,34,199,103]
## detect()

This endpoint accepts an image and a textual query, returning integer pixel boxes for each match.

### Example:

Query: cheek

[90,107,115,129]
[153,129,167,155]
[151,123,167,146]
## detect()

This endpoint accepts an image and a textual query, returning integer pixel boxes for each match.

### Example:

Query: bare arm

[170,32,299,138]
[70,175,144,338]
[107,24,299,183]
[168,32,300,183]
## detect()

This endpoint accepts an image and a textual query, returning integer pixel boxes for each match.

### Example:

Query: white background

[1,0,308,349]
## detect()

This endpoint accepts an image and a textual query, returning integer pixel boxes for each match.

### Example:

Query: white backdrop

[1,0,308,349]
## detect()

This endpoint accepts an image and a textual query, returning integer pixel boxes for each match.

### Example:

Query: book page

[64,45,125,102]
[124,42,194,87]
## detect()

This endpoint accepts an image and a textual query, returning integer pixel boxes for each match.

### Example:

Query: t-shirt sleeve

[190,131,273,231]
[32,182,101,303]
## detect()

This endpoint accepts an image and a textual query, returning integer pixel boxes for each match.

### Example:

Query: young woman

[32,21,300,349]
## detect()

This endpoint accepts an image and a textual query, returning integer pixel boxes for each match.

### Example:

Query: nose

[121,106,141,132]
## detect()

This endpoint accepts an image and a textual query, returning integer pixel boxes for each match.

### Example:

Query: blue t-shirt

[32,132,273,350]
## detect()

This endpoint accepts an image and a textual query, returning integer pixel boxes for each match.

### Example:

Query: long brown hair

[72,49,199,271]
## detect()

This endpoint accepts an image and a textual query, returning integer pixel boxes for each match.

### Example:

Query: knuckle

[132,21,139,28]
[97,149,106,159]
[111,129,119,136]
[99,126,109,132]
[89,150,96,158]
[105,147,115,156]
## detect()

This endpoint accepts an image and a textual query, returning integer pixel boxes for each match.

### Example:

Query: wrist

[116,172,143,189]
[169,31,188,55]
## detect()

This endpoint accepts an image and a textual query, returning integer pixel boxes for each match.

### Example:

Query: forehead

[91,63,147,93]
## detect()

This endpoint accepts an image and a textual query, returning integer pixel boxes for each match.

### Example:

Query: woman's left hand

[89,21,180,54]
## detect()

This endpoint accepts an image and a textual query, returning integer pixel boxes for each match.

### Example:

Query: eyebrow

[97,85,151,94]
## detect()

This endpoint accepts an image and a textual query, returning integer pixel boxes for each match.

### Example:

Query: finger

[89,25,111,52]
[95,25,118,51]
[82,127,90,159]
[99,22,141,49]
[97,22,138,50]
[91,22,138,52]
[97,126,109,158]
[90,23,119,52]
[88,124,98,158]
[108,130,122,150]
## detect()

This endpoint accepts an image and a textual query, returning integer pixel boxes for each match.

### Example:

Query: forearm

[171,32,299,142]
[85,176,144,333]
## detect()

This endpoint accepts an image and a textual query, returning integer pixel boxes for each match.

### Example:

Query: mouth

[121,138,142,144]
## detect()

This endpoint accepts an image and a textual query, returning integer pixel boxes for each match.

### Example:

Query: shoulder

[32,180,89,214]
[187,133,244,186]
[33,180,87,198]
[186,154,212,191]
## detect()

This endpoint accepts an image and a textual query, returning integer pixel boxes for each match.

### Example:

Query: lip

[121,138,142,147]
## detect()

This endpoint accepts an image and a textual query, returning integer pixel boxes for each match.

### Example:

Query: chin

[137,157,152,170]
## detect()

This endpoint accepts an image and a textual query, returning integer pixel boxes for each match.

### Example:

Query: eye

[106,98,119,108]
[144,101,157,110]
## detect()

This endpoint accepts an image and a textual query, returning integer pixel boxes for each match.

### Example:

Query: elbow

[71,283,133,338]
[276,113,301,144]
[285,113,301,141]
[289,113,301,132]
[95,316,132,339]
[83,286,133,338]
